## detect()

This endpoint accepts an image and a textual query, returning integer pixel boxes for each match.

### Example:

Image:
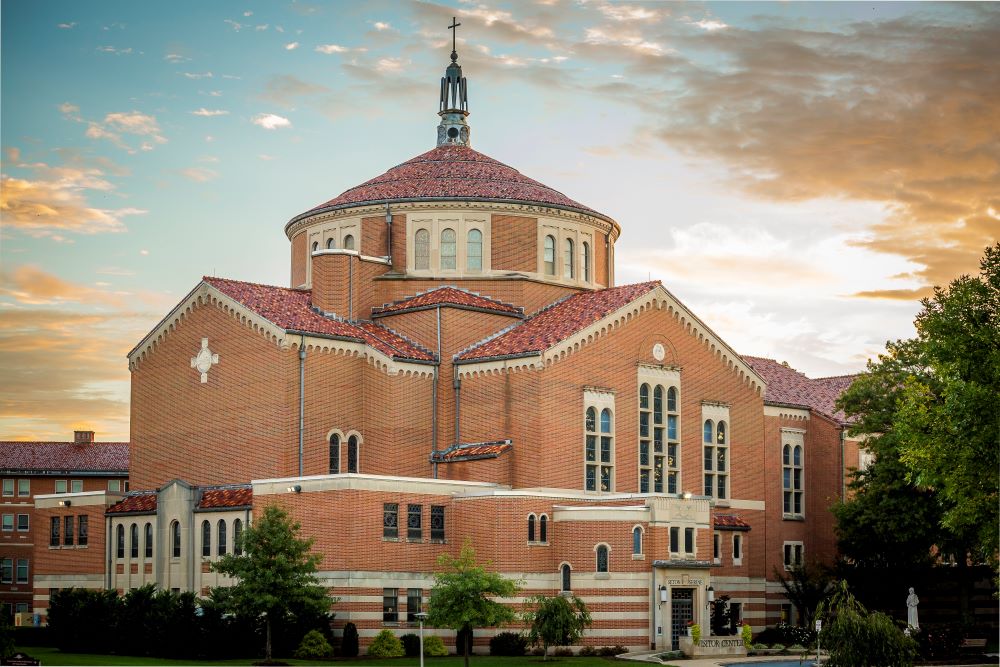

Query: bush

[11,626,54,648]
[424,635,448,656]
[531,646,546,655]
[741,624,753,647]
[917,623,963,660]
[579,645,596,656]
[367,629,404,658]
[341,622,359,658]
[295,629,332,659]
[400,633,420,657]
[489,631,527,656]
[553,646,574,656]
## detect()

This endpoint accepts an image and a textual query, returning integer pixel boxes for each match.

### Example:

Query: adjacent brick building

[27,44,867,652]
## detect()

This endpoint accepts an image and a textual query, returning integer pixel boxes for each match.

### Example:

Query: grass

[14,647,624,666]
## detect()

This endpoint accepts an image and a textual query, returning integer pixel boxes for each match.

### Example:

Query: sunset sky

[2,1,998,441]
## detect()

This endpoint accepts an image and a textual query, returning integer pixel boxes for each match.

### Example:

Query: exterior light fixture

[58,499,72,507]
[707,585,715,603]
[287,485,302,494]
[682,491,693,500]
[415,611,429,667]
[659,585,668,603]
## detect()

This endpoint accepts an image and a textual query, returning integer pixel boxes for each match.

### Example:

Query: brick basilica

[17,40,865,653]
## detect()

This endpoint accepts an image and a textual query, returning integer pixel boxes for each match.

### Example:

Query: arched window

[347,435,359,473]
[633,527,643,555]
[441,228,457,270]
[467,229,483,271]
[704,419,728,500]
[666,386,679,493]
[234,519,243,555]
[144,522,153,558]
[596,544,609,573]
[582,241,590,282]
[543,235,555,275]
[539,514,548,543]
[564,238,574,279]
[326,237,336,250]
[638,383,652,493]
[667,387,677,412]
[783,443,804,516]
[703,420,714,443]
[171,520,181,558]
[415,229,430,270]
[311,241,318,252]
[116,524,125,559]
[561,563,571,591]
[584,407,597,490]
[599,408,614,492]
[343,234,355,250]
[717,421,727,444]
[217,520,227,556]
[202,520,211,557]
[527,514,536,542]
[130,523,139,558]
[329,433,340,474]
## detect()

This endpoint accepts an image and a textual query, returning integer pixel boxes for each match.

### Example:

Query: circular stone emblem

[652,343,665,361]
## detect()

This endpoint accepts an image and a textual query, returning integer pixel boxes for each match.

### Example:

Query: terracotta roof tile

[714,514,751,531]
[107,492,157,514]
[293,145,611,224]
[456,281,660,362]
[742,356,857,423]
[199,486,252,509]
[203,277,434,362]
[0,441,129,474]
[372,286,523,317]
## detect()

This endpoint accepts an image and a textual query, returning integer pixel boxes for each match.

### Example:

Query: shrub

[400,633,420,657]
[368,629,404,657]
[531,646,546,655]
[340,622,359,657]
[553,647,574,656]
[579,645,596,656]
[741,624,753,647]
[610,644,628,655]
[598,645,619,656]
[691,623,701,643]
[917,623,962,660]
[424,635,448,656]
[490,631,527,656]
[295,629,332,659]
[771,643,786,652]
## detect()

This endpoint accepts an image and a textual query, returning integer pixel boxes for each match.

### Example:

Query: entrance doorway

[670,588,694,650]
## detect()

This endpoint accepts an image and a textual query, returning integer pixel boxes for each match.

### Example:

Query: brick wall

[491,214,537,272]
[290,231,307,288]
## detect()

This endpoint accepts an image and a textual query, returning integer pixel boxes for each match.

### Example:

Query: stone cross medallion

[191,338,219,383]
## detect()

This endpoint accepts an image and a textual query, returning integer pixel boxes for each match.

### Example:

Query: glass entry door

[670,588,694,650]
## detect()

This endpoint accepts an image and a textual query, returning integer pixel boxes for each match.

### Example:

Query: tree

[774,563,833,631]
[837,244,999,569]
[525,594,592,660]
[426,540,520,667]
[817,581,918,667]
[211,504,331,662]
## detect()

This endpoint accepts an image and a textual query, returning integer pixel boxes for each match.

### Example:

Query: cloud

[0,265,128,307]
[79,111,167,151]
[181,71,213,79]
[315,43,350,54]
[285,41,299,50]
[0,158,146,238]
[259,74,330,108]
[373,21,393,31]
[251,113,291,129]
[179,167,218,182]
[191,108,229,117]
[689,18,728,31]
[58,102,80,115]
[374,57,409,74]
[57,22,76,29]
[97,45,134,55]
[597,4,666,23]
[224,19,247,31]
[164,53,190,63]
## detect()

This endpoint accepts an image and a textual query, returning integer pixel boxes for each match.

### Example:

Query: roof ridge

[204,275,304,293]
[454,291,579,359]
[356,320,437,361]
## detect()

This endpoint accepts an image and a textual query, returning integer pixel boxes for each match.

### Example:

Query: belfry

[20,27,867,657]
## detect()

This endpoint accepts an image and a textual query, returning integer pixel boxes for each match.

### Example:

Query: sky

[1,1,998,441]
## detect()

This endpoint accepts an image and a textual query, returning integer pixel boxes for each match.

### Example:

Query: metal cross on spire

[448,16,461,62]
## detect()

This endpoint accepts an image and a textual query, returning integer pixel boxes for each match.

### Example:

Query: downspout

[298,335,306,477]
[432,305,442,479]
[840,427,846,500]
[453,365,462,449]
[348,258,354,321]
[385,203,393,266]
[105,515,112,590]
[605,234,612,287]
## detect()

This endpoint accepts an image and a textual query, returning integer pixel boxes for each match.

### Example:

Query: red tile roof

[199,486,252,509]
[742,356,857,423]
[289,145,612,227]
[107,492,157,514]
[0,441,129,474]
[714,514,751,531]
[456,282,660,362]
[431,440,513,463]
[372,286,523,317]
[203,277,434,362]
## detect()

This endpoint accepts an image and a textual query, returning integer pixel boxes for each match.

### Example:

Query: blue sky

[2,1,998,439]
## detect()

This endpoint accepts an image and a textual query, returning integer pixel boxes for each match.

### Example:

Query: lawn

[13,647,626,666]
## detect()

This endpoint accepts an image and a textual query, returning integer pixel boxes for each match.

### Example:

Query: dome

[286,144,614,231]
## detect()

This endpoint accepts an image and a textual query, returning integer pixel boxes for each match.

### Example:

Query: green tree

[817,581,918,667]
[426,540,520,667]
[525,594,592,660]
[774,563,833,631]
[211,504,332,662]
[837,244,999,569]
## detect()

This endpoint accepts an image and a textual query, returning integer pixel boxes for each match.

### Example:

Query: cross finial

[448,16,461,61]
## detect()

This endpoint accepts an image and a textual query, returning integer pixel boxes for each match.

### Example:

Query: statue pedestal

[679,636,748,658]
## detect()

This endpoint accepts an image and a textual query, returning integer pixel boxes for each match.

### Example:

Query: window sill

[594,572,611,580]
[406,538,423,543]
[782,514,805,522]
[733,559,743,567]
[382,537,399,542]
[714,500,730,508]
[632,554,645,560]
[712,558,721,565]
[527,540,550,547]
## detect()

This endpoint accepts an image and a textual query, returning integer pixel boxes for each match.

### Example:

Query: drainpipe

[840,428,846,500]
[298,335,306,477]
[348,257,354,321]
[105,514,112,590]
[432,305,442,479]
[385,203,393,266]
[453,365,461,448]
[605,234,611,287]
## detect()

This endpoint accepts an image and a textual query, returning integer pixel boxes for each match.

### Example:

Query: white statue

[906,587,920,630]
